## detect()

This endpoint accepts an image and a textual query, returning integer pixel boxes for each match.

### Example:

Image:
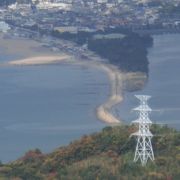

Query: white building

[0,21,11,33]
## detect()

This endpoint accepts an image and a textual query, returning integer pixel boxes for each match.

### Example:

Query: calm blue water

[118,34,180,129]
[0,58,108,162]
[1,34,180,162]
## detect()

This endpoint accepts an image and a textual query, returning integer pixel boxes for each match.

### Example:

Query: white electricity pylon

[131,95,154,166]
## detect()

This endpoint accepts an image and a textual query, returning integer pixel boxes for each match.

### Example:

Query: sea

[118,34,180,130]
[0,34,180,162]
[0,58,108,162]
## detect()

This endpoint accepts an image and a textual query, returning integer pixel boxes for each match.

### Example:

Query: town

[0,0,180,36]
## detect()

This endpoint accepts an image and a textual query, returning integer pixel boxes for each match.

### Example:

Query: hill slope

[0,125,179,180]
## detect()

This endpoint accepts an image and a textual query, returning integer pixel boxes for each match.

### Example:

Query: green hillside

[0,125,179,180]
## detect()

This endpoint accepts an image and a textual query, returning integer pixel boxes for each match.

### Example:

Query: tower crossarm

[133,105,152,112]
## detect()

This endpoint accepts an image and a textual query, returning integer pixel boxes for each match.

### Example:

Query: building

[0,21,11,33]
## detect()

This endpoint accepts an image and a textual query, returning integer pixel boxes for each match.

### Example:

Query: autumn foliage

[0,125,179,180]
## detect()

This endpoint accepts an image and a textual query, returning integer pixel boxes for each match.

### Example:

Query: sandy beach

[8,55,70,65]
[0,34,49,56]
[96,65,123,124]
[70,60,124,124]
[0,32,123,124]
[0,33,71,65]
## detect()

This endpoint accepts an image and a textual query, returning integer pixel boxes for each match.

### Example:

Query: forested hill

[0,125,179,179]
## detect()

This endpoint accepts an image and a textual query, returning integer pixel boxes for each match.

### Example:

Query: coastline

[0,34,60,56]
[95,64,123,124]
[8,55,70,65]
[0,33,71,64]
[70,60,124,124]
[0,33,125,124]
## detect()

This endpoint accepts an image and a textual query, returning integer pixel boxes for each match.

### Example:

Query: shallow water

[1,34,179,162]
[0,60,109,162]
[118,34,180,129]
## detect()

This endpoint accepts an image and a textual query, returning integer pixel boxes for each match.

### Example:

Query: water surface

[118,34,180,129]
[0,59,108,162]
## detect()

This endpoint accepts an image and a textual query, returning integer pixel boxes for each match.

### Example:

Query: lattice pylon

[131,95,154,166]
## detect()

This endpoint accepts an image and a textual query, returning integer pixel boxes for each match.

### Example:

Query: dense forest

[88,34,152,73]
[52,29,153,73]
[0,125,179,179]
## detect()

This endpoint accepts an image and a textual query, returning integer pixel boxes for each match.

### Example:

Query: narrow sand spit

[0,34,123,124]
[8,55,70,65]
[8,56,123,124]
[71,60,123,124]
[96,65,123,124]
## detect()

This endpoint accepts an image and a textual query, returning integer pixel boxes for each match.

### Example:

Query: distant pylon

[131,95,154,166]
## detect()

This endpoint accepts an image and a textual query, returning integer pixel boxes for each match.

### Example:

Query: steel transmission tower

[131,95,154,166]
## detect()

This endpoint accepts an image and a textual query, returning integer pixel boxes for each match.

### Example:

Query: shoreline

[0,33,70,62]
[0,33,124,124]
[94,64,123,124]
[0,33,72,66]
[8,55,70,65]
[65,60,124,124]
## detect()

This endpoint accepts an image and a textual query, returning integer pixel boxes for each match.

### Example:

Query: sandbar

[0,33,71,65]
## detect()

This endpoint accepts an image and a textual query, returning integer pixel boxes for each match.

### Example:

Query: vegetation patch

[0,125,179,179]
